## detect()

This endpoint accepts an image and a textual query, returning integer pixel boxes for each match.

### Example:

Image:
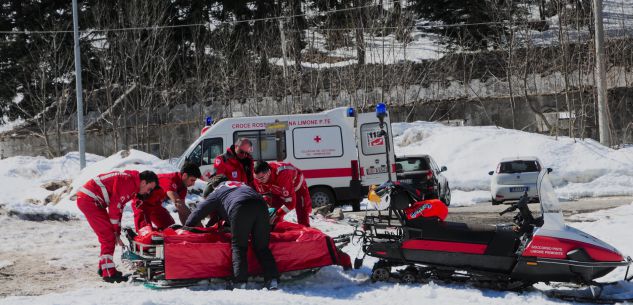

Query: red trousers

[132,195,175,231]
[77,196,116,257]
[295,186,312,227]
[272,187,312,227]
[77,195,119,276]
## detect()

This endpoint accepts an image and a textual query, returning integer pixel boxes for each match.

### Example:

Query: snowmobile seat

[405,218,496,244]
[404,218,520,256]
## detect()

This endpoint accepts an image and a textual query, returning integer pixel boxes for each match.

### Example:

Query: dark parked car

[395,154,451,206]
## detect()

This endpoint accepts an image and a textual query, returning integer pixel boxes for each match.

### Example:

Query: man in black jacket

[185,174,279,289]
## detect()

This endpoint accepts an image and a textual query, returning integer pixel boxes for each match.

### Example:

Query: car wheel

[440,186,451,206]
[310,187,335,209]
[491,199,503,205]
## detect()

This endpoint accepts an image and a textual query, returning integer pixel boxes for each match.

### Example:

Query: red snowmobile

[352,103,632,303]
[122,221,351,289]
[354,172,633,303]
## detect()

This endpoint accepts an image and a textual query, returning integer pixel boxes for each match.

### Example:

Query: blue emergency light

[205,116,213,126]
[376,103,387,118]
[346,107,356,117]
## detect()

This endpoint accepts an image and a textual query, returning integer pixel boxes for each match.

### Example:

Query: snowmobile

[348,103,632,302]
[121,221,351,289]
[353,171,633,302]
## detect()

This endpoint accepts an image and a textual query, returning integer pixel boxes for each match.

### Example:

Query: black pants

[229,200,279,282]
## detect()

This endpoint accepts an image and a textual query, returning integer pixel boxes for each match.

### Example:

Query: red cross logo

[313,136,322,143]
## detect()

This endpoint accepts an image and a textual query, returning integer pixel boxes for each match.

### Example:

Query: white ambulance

[177,107,396,210]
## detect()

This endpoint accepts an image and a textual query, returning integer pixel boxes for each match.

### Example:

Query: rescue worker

[253,161,312,227]
[76,170,158,282]
[132,162,201,230]
[213,138,255,187]
[185,174,279,290]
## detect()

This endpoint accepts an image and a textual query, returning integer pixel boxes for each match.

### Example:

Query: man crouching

[184,174,279,290]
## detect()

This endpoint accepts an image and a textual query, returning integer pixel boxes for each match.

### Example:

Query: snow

[0,261,13,269]
[271,26,446,69]
[392,121,633,206]
[450,190,492,207]
[268,0,633,69]
[2,202,632,305]
[57,150,177,215]
[0,150,179,219]
[0,152,103,219]
[0,116,24,134]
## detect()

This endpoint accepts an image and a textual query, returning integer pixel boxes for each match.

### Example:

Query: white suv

[489,157,549,205]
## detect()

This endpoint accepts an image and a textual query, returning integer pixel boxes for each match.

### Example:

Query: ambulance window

[201,138,223,166]
[187,144,203,165]
[234,130,286,161]
[360,123,388,155]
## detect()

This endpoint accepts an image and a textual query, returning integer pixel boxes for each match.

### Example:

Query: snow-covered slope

[393,121,633,206]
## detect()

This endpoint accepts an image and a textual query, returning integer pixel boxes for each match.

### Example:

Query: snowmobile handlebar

[499,192,530,216]
[499,205,518,216]
[498,192,543,230]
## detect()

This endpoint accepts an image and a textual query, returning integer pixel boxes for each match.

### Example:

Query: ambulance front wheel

[310,187,335,209]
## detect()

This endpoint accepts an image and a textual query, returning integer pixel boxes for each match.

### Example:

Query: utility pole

[593,0,610,146]
[72,0,86,168]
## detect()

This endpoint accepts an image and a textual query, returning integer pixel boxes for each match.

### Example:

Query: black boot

[225,280,234,291]
[103,271,128,283]
[264,278,279,290]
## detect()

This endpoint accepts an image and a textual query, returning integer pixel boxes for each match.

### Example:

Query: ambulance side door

[355,112,396,186]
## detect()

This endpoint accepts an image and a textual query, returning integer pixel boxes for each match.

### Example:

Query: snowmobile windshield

[537,170,565,229]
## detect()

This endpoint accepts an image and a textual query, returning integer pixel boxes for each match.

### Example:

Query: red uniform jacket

[255,162,307,215]
[213,145,254,186]
[158,172,187,201]
[140,172,186,205]
[78,170,140,232]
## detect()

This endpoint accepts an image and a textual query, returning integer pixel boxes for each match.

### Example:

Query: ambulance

[177,107,396,211]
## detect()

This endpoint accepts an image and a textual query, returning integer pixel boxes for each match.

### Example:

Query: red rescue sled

[122,221,351,285]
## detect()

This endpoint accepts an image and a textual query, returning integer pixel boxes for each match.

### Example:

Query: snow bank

[393,121,633,206]
[0,150,177,218]
[57,150,176,214]
[0,152,103,219]
[66,150,173,198]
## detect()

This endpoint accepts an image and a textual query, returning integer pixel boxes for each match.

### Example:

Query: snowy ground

[1,201,632,304]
